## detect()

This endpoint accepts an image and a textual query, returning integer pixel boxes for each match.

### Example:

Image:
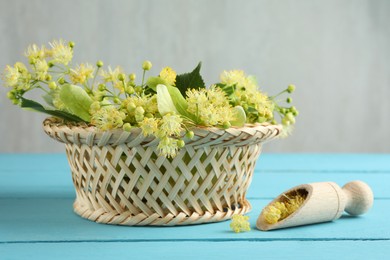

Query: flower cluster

[263,191,307,224]
[230,214,251,233]
[2,39,298,157]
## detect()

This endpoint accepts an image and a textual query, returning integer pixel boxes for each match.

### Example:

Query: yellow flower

[1,63,31,90]
[263,205,282,224]
[158,113,183,137]
[70,63,95,84]
[25,44,46,63]
[2,65,20,87]
[159,67,177,86]
[157,137,179,158]
[230,214,251,233]
[263,192,307,224]
[139,117,160,136]
[186,87,234,126]
[49,39,73,65]
[100,66,122,82]
[34,59,49,81]
[91,106,126,131]
[220,70,247,87]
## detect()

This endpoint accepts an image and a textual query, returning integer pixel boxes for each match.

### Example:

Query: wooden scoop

[257,180,374,231]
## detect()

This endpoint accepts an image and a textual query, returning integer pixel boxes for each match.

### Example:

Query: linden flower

[25,44,46,63]
[70,63,95,84]
[159,67,177,86]
[139,117,160,136]
[34,59,49,81]
[100,66,123,82]
[158,113,183,137]
[157,137,179,158]
[49,39,73,65]
[220,70,247,87]
[186,87,235,126]
[91,106,126,131]
[263,205,282,224]
[263,192,307,224]
[230,214,251,233]
[2,65,20,87]
[2,63,31,90]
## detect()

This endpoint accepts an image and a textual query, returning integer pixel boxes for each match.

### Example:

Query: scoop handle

[342,181,374,216]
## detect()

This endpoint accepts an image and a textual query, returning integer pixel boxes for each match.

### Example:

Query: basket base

[73,199,252,226]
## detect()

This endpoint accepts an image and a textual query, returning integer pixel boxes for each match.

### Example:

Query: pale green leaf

[230,106,246,127]
[156,84,179,115]
[59,84,93,122]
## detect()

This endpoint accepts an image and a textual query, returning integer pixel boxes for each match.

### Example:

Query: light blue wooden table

[0,154,389,259]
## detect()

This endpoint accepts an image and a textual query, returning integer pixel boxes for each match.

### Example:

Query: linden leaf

[230,106,246,127]
[175,62,206,96]
[19,97,86,122]
[146,77,167,92]
[156,84,179,115]
[59,84,93,122]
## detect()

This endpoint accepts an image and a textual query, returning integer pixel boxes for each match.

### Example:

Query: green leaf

[59,84,93,122]
[156,84,196,122]
[216,83,236,97]
[230,106,246,127]
[20,97,86,122]
[146,77,167,92]
[156,84,179,115]
[175,62,206,96]
[166,85,197,122]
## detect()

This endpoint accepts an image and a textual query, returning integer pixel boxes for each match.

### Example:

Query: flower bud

[58,77,65,85]
[123,123,132,132]
[287,84,295,93]
[127,102,136,113]
[142,60,152,71]
[135,114,144,122]
[96,60,104,68]
[68,41,75,48]
[6,91,15,100]
[125,86,134,94]
[257,117,266,123]
[129,73,136,81]
[135,85,143,93]
[135,106,145,116]
[12,98,20,105]
[98,84,106,91]
[45,75,52,81]
[118,73,126,81]
[185,130,194,139]
[177,139,185,148]
[114,98,121,104]
[48,81,57,90]
[286,97,292,103]
[222,121,231,129]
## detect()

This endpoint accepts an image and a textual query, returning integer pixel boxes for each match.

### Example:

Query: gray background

[0,0,389,153]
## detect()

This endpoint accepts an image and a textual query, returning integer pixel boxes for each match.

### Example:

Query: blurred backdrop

[0,0,389,153]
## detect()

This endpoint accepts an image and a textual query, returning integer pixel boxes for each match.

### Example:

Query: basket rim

[43,117,282,147]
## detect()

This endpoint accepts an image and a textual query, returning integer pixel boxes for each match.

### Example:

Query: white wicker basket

[43,117,281,226]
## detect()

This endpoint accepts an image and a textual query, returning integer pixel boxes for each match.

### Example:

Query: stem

[269,89,287,100]
[141,69,146,86]
[91,67,100,92]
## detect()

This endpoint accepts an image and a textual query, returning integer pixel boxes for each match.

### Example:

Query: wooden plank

[0,198,387,243]
[0,170,387,199]
[256,153,390,173]
[1,241,389,260]
[1,154,389,172]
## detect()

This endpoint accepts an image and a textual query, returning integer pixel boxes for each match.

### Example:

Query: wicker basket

[43,117,281,226]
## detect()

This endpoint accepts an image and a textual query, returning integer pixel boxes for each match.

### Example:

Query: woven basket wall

[43,117,281,226]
